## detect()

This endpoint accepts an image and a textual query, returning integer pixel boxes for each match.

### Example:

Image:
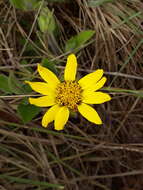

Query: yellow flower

[26,54,111,130]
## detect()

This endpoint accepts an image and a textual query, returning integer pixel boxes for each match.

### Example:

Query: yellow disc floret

[55,81,82,110]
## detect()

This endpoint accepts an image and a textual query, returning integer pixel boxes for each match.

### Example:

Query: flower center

[55,81,83,110]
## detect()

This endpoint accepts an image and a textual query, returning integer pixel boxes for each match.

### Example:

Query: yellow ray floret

[29,95,55,107]
[54,106,69,130]
[84,76,107,92]
[64,54,77,81]
[83,92,111,104]
[37,64,60,88]
[78,103,102,125]
[26,54,111,130]
[42,104,60,127]
[78,69,103,90]
[25,81,55,95]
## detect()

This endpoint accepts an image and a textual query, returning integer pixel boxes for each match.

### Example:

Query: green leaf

[65,30,95,52]
[9,0,41,10]
[38,7,56,33]
[19,37,38,55]
[22,84,33,93]
[8,72,24,94]
[0,74,12,93]
[42,58,58,75]
[18,100,41,123]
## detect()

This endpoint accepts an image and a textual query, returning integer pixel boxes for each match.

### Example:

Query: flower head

[26,54,111,130]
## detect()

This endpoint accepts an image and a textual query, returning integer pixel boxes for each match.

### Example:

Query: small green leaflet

[0,74,11,93]
[8,72,24,94]
[42,58,58,75]
[65,30,95,52]
[9,0,41,10]
[18,100,41,123]
[38,7,56,33]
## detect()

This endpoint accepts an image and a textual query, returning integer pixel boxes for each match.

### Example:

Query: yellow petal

[83,92,111,104]
[29,95,55,107]
[78,103,102,124]
[64,54,77,81]
[84,77,107,92]
[25,81,55,95]
[54,106,69,130]
[42,104,60,127]
[78,69,103,89]
[38,64,60,88]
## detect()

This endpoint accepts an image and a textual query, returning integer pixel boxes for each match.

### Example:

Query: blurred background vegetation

[0,0,143,189]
